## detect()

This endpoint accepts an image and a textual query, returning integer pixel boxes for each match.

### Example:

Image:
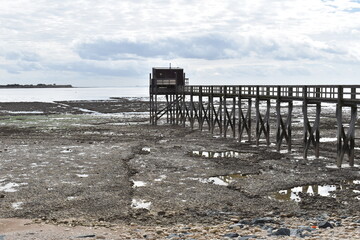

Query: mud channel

[0,99,359,239]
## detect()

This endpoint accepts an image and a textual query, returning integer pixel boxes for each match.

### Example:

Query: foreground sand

[0,217,359,239]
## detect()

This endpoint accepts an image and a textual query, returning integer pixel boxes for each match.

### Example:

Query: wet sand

[0,99,359,239]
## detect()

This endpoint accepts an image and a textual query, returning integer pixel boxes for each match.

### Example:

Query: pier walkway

[149,70,359,168]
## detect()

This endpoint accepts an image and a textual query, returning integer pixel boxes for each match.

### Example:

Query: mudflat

[0,99,359,239]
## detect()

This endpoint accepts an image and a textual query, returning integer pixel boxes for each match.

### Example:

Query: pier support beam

[276,100,293,152]
[210,96,223,136]
[223,88,236,138]
[303,102,321,159]
[238,98,252,142]
[150,84,359,168]
[255,98,270,146]
[336,104,357,167]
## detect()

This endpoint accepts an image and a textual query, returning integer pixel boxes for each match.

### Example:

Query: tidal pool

[272,180,360,202]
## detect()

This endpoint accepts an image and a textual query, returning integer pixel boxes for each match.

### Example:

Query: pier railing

[184,85,360,104]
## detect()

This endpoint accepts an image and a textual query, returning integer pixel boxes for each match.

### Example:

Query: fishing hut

[149,67,187,125]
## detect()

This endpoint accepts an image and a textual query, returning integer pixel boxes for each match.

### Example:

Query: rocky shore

[0,99,359,239]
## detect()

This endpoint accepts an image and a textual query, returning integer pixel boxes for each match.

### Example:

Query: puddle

[12,202,24,210]
[190,150,252,159]
[132,180,147,187]
[139,147,151,154]
[0,182,27,192]
[67,196,78,200]
[76,174,89,178]
[321,137,337,142]
[191,173,253,186]
[154,175,167,182]
[272,180,360,202]
[61,149,73,153]
[326,164,360,169]
[141,147,151,152]
[131,199,152,209]
[0,111,44,114]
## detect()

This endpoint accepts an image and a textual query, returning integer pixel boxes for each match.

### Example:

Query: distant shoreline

[0,84,73,88]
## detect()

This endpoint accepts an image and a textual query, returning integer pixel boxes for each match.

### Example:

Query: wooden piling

[150,84,360,168]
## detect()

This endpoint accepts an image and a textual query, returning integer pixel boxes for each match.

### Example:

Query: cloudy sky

[0,0,360,87]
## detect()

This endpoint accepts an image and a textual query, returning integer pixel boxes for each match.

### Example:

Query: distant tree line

[0,84,73,88]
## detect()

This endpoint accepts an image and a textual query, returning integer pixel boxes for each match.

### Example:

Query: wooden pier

[149,69,359,167]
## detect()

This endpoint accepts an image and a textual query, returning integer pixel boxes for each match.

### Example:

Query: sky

[0,0,360,87]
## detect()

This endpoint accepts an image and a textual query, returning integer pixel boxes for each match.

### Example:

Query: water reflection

[190,150,252,159]
[131,199,152,209]
[273,180,360,202]
[193,173,252,186]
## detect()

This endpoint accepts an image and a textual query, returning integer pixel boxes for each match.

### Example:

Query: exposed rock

[272,228,290,236]
[318,221,334,229]
[223,232,239,238]
[229,223,244,229]
[75,235,96,238]
[252,217,275,225]
[239,235,258,240]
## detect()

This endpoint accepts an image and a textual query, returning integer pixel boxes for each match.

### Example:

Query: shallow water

[0,87,148,102]
[191,173,253,186]
[190,150,252,159]
[272,180,360,202]
[131,199,152,209]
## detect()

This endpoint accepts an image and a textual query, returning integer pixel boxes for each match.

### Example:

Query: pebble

[238,235,258,240]
[272,228,290,236]
[223,232,239,238]
[75,235,96,238]
[2,215,359,239]
[318,221,333,229]
[229,223,244,229]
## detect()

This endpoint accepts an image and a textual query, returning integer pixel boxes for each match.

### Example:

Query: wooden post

[315,103,321,158]
[199,86,203,130]
[223,86,227,138]
[256,87,270,146]
[336,99,357,167]
[303,86,308,159]
[210,86,214,134]
[256,87,260,146]
[176,93,179,125]
[349,105,357,166]
[248,87,252,142]
[266,99,270,146]
[232,96,236,138]
[149,73,153,125]
[182,92,186,127]
[190,87,194,129]
[219,88,223,136]
[238,87,242,141]
[154,93,158,125]
[276,86,282,151]
[205,95,211,131]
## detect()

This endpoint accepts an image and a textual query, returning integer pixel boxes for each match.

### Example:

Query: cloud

[1,0,360,86]
[4,51,41,62]
[74,33,351,63]
[47,61,142,78]
[75,34,238,61]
